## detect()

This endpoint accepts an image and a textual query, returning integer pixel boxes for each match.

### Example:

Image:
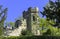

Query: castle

[4,7,40,36]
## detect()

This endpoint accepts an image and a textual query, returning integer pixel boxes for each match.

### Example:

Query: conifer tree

[41,0,60,28]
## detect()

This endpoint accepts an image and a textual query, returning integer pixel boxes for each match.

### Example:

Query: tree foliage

[5,22,15,27]
[21,30,33,36]
[39,17,59,36]
[0,5,7,36]
[40,0,60,27]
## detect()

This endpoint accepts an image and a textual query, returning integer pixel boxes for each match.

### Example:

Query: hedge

[1,36,60,39]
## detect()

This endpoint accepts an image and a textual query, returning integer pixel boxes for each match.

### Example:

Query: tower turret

[23,7,40,35]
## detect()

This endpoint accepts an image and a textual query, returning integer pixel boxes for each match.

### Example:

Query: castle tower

[23,7,40,35]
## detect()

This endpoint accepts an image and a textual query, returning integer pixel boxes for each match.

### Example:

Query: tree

[5,22,15,27]
[0,5,8,36]
[43,29,51,35]
[40,0,60,28]
[39,17,59,36]
[39,18,55,30]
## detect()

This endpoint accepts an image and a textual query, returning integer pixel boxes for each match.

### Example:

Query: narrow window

[33,16,35,21]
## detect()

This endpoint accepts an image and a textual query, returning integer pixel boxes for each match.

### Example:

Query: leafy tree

[39,18,54,30]
[39,18,47,30]
[5,22,15,27]
[0,5,8,36]
[39,17,59,36]
[43,29,51,35]
[5,22,15,30]
[40,0,60,28]
[9,22,15,27]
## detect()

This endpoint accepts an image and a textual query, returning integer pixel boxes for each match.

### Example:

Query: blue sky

[0,0,54,22]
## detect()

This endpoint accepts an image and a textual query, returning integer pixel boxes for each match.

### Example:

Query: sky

[0,0,55,22]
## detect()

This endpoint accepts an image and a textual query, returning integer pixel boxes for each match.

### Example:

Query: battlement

[28,7,39,13]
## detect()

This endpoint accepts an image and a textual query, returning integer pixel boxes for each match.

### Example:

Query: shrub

[43,29,51,35]
[21,30,33,36]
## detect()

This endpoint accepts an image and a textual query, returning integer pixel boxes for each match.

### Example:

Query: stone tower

[23,7,40,35]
